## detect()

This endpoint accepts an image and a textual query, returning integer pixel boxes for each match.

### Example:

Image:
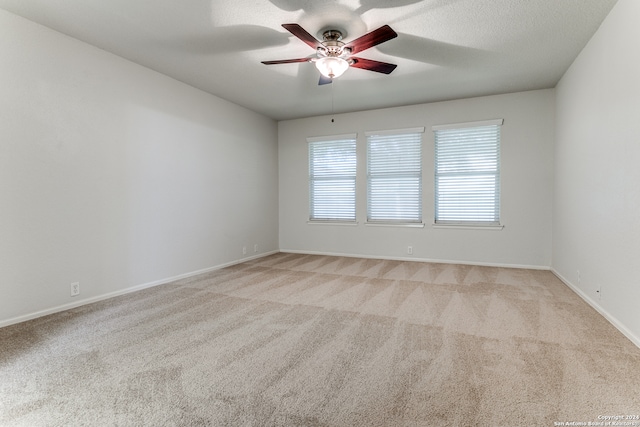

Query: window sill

[365,222,425,228]
[307,221,358,226]
[432,223,504,230]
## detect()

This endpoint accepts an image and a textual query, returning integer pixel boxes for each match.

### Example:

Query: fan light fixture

[315,56,349,79]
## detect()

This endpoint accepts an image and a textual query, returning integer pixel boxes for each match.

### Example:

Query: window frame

[432,119,503,228]
[365,127,425,226]
[307,134,358,223]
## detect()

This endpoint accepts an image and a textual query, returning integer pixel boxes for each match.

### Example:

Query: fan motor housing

[319,30,348,57]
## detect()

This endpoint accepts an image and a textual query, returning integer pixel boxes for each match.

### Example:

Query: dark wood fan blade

[282,23,322,50]
[350,57,398,74]
[345,25,398,55]
[261,58,312,65]
[318,75,333,85]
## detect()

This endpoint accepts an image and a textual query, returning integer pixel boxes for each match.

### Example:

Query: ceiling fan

[262,23,398,85]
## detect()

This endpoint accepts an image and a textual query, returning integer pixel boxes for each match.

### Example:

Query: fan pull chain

[331,80,335,123]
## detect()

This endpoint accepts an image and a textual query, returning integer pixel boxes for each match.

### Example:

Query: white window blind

[366,128,424,223]
[433,120,502,225]
[308,135,357,221]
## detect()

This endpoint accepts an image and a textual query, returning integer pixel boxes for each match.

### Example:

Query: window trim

[307,133,358,144]
[432,223,504,230]
[432,119,503,131]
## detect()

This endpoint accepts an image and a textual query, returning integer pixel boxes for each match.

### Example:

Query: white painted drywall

[553,0,640,345]
[279,90,555,268]
[0,10,278,325]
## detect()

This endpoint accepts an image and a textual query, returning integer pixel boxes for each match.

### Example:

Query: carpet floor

[1,253,639,426]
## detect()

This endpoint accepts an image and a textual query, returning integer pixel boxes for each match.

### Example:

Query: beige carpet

[1,253,639,426]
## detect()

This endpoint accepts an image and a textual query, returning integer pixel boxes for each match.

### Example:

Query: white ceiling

[0,0,618,120]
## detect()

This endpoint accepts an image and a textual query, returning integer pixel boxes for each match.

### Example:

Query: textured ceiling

[0,0,618,120]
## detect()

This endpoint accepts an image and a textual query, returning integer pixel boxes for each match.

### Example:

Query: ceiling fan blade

[318,75,333,85]
[350,57,398,74]
[282,23,322,50]
[262,58,312,65]
[344,25,398,55]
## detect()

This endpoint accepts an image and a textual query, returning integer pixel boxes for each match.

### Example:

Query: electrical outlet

[254,244,258,253]
[70,282,80,297]
[242,246,247,255]
[407,246,413,255]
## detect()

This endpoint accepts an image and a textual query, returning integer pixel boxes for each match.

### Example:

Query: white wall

[0,10,279,326]
[553,0,640,345]
[279,90,555,268]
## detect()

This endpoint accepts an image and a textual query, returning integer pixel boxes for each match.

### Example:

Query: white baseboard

[552,269,640,350]
[279,249,551,271]
[0,250,279,329]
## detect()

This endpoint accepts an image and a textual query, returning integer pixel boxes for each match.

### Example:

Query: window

[308,134,357,222]
[366,128,424,224]
[433,119,503,226]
